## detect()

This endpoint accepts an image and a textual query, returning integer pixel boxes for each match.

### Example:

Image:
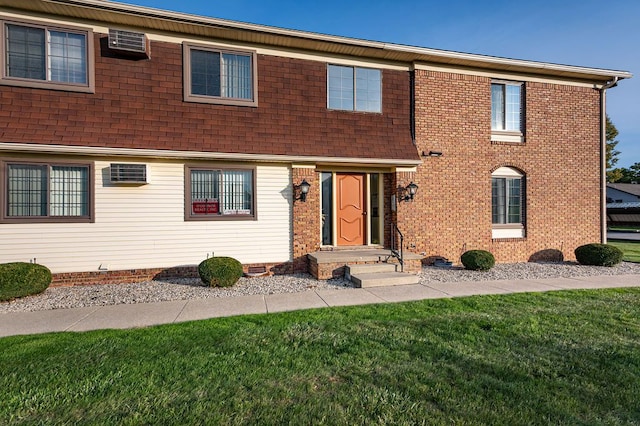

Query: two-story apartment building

[0,0,631,285]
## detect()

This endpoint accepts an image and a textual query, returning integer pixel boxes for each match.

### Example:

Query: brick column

[394,171,418,252]
[292,166,320,273]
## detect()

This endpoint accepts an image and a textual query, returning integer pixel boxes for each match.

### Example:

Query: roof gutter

[600,77,619,244]
[0,142,422,168]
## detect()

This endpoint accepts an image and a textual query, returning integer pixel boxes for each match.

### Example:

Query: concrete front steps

[345,263,420,288]
[308,249,423,280]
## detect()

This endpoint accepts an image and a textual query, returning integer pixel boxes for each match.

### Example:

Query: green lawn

[609,240,640,263]
[2,289,640,425]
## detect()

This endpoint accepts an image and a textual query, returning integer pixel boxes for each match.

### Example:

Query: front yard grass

[609,239,640,263]
[1,289,639,425]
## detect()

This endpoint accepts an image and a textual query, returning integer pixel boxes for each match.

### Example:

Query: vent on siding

[108,29,150,57]
[110,163,147,184]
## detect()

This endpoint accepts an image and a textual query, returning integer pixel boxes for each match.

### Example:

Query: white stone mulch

[1,261,640,314]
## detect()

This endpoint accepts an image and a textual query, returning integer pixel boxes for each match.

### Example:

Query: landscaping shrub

[0,262,52,302]
[198,257,243,287]
[461,250,495,271]
[574,243,623,267]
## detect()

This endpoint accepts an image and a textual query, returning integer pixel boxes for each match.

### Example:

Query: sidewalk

[2,273,639,337]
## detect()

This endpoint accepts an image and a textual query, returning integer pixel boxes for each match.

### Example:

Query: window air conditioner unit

[108,29,150,57]
[110,163,147,184]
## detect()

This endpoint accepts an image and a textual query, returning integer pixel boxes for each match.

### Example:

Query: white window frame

[491,167,525,239]
[491,80,524,143]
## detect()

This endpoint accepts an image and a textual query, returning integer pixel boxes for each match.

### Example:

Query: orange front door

[336,173,366,246]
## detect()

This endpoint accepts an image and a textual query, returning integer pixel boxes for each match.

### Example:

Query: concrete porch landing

[308,249,423,280]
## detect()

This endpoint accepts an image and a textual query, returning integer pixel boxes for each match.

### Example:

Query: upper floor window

[328,64,381,112]
[1,21,94,93]
[185,166,255,220]
[491,81,524,138]
[491,167,525,239]
[183,43,257,107]
[1,160,93,223]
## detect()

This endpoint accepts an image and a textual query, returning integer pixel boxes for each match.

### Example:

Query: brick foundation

[50,262,293,287]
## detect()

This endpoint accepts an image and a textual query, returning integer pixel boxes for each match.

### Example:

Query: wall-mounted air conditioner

[108,29,150,58]
[110,163,148,184]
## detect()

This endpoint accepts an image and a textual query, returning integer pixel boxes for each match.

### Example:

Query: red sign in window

[192,200,219,214]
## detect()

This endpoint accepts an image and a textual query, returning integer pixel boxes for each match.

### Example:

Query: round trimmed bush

[0,262,52,302]
[574,243,623,267]
[198,256,243,287]
[461,250,495,271]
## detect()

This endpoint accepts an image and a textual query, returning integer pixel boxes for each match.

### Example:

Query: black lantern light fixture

[403,181,419,201]
[298,179,311,202]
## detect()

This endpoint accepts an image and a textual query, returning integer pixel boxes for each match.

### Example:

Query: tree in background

[605,116,640,183]
[613,162,640,183]
[606,115,622,182]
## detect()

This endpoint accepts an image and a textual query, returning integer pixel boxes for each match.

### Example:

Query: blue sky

[120,0,639,168]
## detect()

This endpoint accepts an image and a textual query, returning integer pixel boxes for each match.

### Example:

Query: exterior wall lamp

[422,150,443,157]
[297,179,311,202]
[402,181,419,201]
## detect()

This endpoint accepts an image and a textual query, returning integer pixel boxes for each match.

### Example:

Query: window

[1,21,94,92]
[183,43,257,106]
[491,167,524,238]
[1,161,93,223]
[185,166,255,220]
[328,64,381,112]
[491,81,524,141]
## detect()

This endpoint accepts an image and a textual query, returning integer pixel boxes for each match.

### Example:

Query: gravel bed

[0,274,351,314]
[419,261,640,282]
[2,262,640,314]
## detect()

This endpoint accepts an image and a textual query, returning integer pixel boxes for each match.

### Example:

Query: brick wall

[0,34,414,162]
[399,69,601,264]
[292,168,320,273]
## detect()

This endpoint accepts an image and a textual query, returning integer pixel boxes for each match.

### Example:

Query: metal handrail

[390,223,404,272]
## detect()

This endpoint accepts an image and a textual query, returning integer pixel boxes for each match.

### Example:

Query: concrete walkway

[1,273,639,337]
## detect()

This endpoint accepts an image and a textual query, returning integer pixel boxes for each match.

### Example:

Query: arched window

[491,167,525,238]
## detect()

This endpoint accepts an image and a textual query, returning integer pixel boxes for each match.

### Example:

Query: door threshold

[319,245,384,251]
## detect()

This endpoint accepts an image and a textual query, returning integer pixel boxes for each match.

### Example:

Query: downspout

[599,77,619,244]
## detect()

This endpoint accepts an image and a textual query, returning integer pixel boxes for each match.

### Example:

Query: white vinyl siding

[0,160,291,273]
